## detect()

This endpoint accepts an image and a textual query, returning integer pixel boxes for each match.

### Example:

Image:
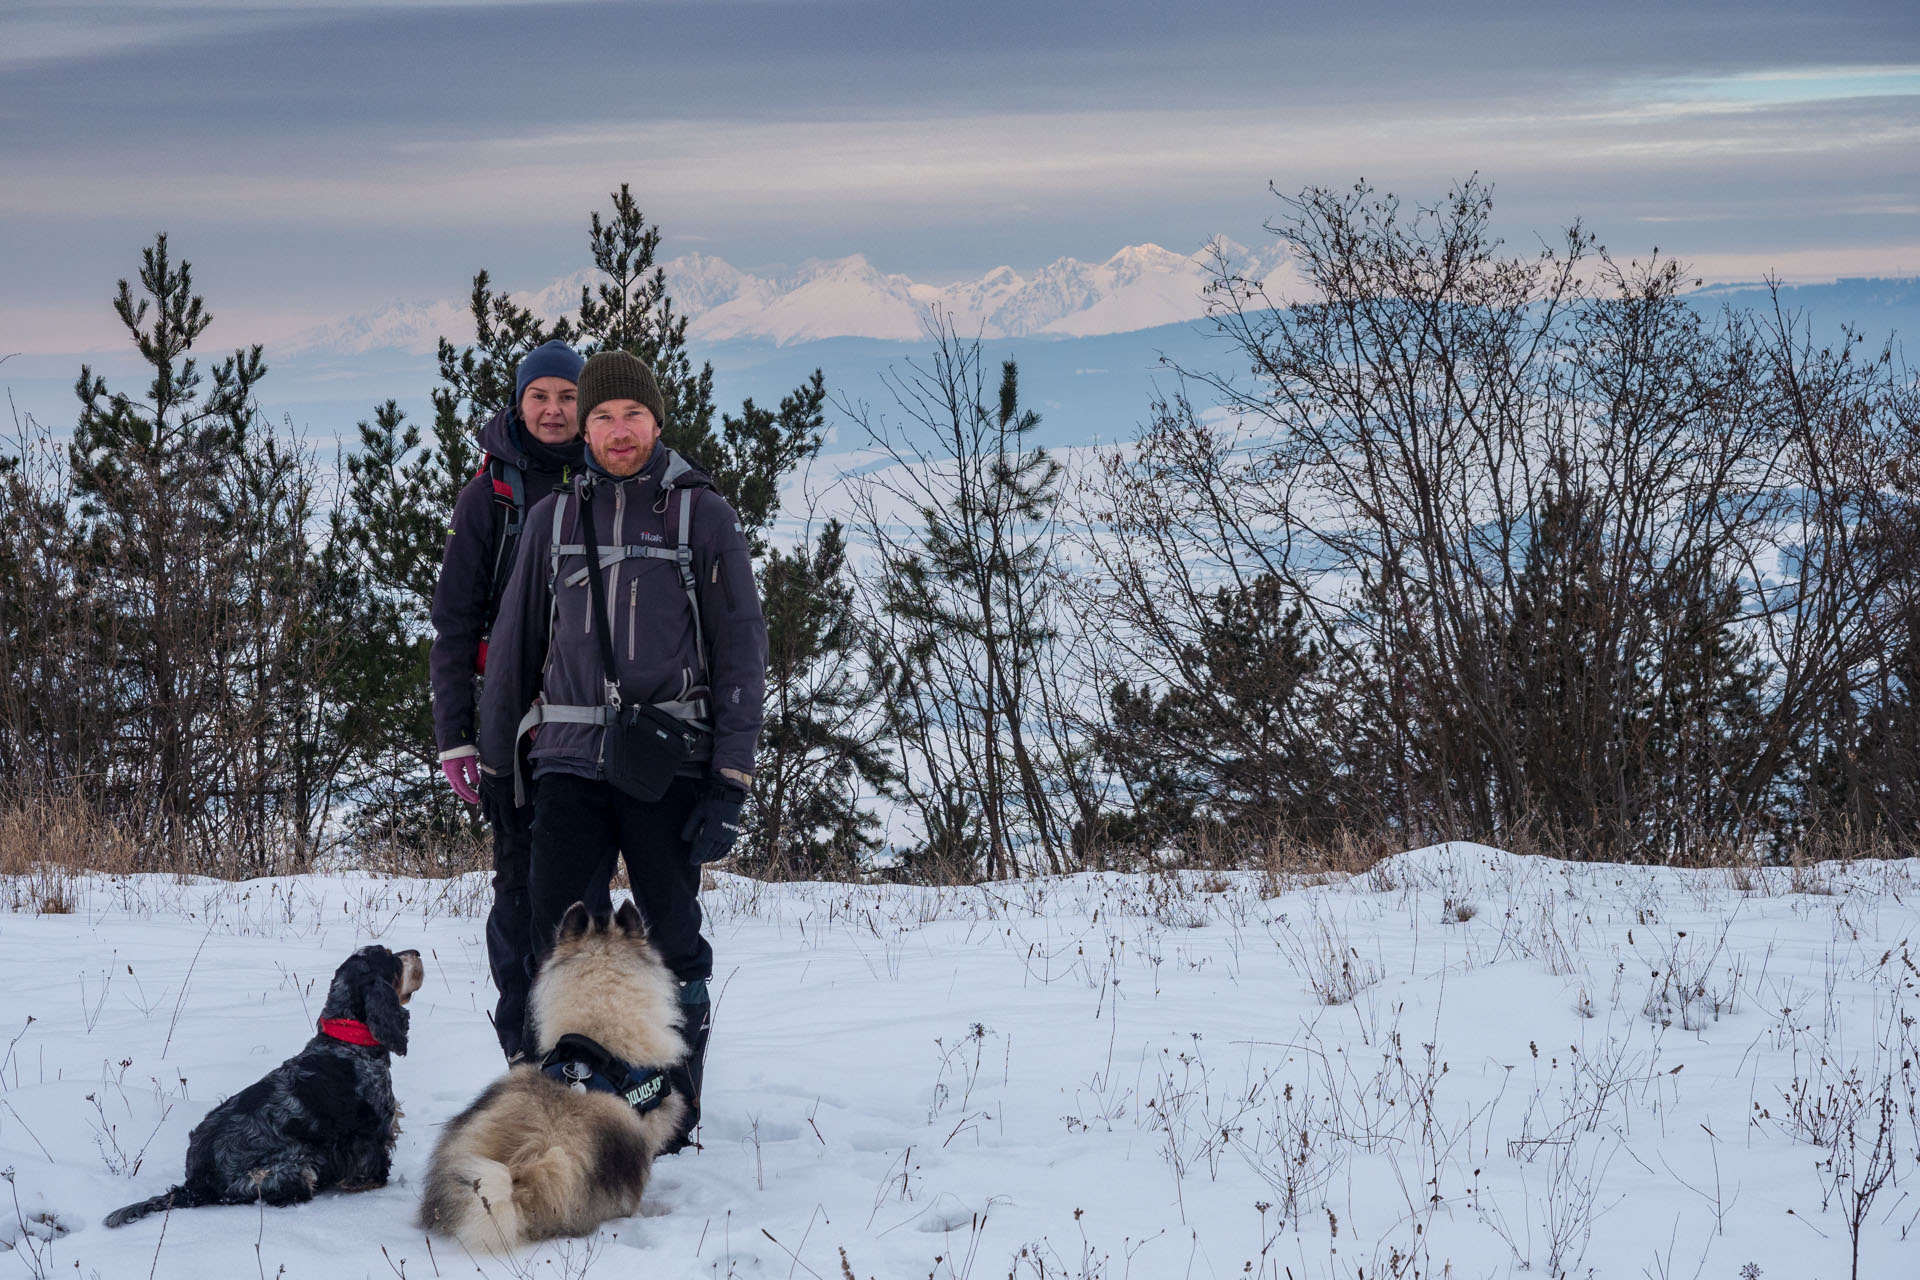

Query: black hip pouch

[603,703,697,803]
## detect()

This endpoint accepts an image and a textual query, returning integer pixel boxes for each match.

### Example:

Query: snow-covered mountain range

[283,241,1299,354]
[672,240,1295,345]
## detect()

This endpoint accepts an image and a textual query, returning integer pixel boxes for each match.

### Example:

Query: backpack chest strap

[557,544,690,588]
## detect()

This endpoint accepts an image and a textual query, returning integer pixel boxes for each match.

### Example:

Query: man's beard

[592,439,654,477]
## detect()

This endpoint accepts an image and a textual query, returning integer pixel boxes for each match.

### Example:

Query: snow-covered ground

[3,845,1917,1279]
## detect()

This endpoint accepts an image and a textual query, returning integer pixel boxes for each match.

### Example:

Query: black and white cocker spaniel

[104,944,425,1227]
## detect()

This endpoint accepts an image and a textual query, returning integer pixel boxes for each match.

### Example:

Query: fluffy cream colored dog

[418,901,688,1253]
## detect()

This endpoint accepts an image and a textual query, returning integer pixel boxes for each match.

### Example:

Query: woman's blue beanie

[514,339,586,401]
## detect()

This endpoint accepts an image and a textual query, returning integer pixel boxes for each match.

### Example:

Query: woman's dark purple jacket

[428,407,578,757]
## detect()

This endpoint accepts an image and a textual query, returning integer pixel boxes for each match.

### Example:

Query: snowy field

[3,844,1918,1280]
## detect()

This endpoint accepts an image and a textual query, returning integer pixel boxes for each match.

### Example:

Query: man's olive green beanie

[576,350,667,432]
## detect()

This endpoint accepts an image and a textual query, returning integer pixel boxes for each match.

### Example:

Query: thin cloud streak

[8,96,1913,222]
[0,0,582,68]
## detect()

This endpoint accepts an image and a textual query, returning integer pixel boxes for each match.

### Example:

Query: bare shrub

[1638,924,1744,1031]
[1232,1072,1345,1226]
[1077,176,1920,869]
[2,1166,69,1280]
[1269,903,1383,1005]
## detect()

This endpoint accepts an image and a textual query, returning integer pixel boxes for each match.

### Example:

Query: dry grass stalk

[0,794,165,912]
[351,823,491,880]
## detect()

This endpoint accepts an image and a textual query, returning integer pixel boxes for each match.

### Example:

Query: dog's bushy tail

[103,1186,202,1228]
[420,1156,522,1254]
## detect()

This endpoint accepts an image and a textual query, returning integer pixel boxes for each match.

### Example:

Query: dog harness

[539,1033,671,1114]
[317,1018,382,1048]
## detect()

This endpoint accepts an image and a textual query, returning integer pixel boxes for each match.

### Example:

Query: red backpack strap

[478,455,528,654]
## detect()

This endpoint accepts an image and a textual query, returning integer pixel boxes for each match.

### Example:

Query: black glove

[680,782,748,864]
[478,769,518,828]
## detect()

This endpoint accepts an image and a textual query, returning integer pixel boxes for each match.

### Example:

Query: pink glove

[441,755,482,805]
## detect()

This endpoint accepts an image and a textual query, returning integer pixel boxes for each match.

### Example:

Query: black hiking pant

[527,770,716,1147]
[525,772,713,984]
[481,771,579,1063]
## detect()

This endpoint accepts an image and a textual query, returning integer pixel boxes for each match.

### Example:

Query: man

[478,349,766,1151]
[429,338,586,1064]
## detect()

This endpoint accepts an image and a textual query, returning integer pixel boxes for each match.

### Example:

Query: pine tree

[858,337,1068,878]
[1498,478,1615,841]
[1498,476,1771,856]
[1832,594,1919,835]
[1637,554,1770,854]
[54,234,342,870]
[431,273,567,477]
[0,432,98,795]
[574,184,717,465]
[1097,574,1335,858]
[66,234,264,856]
[342,401,458,614]
[713,373,829,557]
[740,520,893,879]
[332,400,462,844]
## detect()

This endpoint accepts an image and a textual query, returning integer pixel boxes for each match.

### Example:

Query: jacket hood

[473,405,529,467]
[474,405,585,478]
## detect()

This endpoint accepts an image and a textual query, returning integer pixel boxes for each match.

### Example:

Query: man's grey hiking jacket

[475,446,767,789]
[428,406,580,758]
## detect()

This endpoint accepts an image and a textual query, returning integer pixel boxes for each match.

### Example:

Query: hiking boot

[661,978,710,1154]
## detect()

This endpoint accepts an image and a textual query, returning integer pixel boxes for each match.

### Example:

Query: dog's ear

[361,968,409,1056]
[324,949,379,1018]
[556,901,592,945]
[613,900,646,939]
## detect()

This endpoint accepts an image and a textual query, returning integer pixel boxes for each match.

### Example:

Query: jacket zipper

[628,581,638,662]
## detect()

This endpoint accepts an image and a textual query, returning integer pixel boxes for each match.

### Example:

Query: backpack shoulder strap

[674,485,707,679]
[548,487,571,594]
[482,456,526,629]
